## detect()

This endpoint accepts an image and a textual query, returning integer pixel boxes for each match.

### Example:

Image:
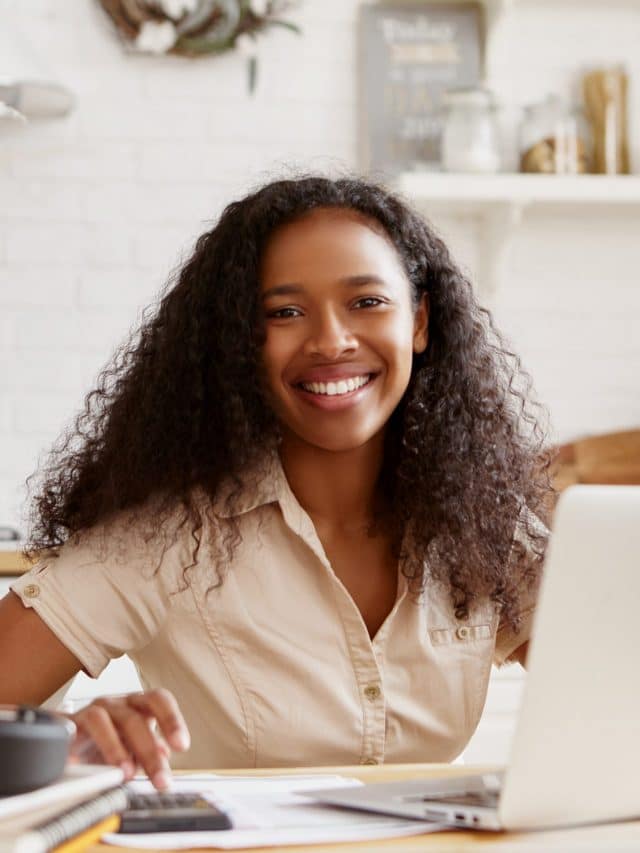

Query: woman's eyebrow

[262,283,303,300]
[262,275,388,300]
[339,274,388,287]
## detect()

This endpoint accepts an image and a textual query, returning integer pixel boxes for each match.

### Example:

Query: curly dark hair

[27,175,553,629]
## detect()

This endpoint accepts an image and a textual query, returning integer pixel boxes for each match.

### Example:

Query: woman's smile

[293,370,378,410]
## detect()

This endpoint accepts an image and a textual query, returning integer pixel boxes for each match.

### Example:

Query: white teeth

[300,374,371,396]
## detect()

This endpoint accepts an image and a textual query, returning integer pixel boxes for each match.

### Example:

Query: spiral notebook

[0,765,124,835]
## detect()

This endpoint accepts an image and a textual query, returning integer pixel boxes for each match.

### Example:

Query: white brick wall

[1,0,639,763]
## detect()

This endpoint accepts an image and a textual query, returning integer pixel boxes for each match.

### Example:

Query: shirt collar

[213,451,286,518]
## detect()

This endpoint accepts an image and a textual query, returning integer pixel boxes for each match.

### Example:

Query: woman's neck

[279,432,385,532]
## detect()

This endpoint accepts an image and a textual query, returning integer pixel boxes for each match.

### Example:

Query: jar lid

[442,87,495,107]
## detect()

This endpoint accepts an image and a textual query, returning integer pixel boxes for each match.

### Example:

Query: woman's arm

[0,591,81,704]
[509,640,530,668]
[0,592,190,789]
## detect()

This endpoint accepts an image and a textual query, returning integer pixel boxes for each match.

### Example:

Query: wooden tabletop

[0,549,31,576]
[92,764,640,852]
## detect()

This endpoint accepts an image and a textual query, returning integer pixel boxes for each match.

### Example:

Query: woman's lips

[291,374,377,411]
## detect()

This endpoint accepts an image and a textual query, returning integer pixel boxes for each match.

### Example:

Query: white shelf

[396,173,640,208]
[396,174,640,297]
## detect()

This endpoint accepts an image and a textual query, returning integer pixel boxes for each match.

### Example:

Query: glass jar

[520,96,590,174]
[440,87,501,174]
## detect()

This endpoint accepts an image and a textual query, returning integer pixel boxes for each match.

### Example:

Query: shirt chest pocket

[427,618,498,735]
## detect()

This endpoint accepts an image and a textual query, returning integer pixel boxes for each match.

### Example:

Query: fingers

[127,688,191,752]
[72,703,136,778]
[70,689,190,790]
[113,700,172,790]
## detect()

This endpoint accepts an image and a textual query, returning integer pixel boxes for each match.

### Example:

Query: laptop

[305,485,640,831]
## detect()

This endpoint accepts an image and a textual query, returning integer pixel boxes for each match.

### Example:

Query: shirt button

[456,626,470,640]
[364,684,381,701]
[23,584,40,599]
[361,758,379,765]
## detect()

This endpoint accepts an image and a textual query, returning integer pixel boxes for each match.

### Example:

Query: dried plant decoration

[97,0,300,91]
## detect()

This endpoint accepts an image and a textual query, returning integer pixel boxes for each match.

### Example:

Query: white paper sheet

[103,774,446,849]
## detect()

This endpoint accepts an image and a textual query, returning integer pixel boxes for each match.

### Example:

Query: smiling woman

[0,175,552,788]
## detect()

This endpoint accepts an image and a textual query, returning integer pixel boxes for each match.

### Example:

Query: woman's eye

[354,297,384,309]
[268,306,301,319]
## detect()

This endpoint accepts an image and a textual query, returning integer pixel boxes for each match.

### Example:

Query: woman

[0,176,552,791]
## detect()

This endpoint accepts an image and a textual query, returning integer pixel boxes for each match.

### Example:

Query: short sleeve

[11,510,187,678]
[493,507,549,667]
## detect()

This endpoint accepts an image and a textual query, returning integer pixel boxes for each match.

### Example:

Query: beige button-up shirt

[12,456,536,769]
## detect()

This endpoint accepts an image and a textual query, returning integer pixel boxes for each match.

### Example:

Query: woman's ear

[412,293,429,354]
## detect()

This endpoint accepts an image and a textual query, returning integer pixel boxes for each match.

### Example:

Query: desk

[92,764,640,852]
[0,549,30,575]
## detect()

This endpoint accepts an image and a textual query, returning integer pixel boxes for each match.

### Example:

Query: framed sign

[359,2,483,176]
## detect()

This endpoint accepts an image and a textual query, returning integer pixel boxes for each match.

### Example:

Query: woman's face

[259,208,428,454]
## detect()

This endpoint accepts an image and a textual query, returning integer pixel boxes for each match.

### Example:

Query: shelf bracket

[477,202,525,303]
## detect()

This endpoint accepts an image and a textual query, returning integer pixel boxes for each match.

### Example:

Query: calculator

[119,791,232,833]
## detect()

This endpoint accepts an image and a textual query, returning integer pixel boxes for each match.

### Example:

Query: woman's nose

[303,310,358,359]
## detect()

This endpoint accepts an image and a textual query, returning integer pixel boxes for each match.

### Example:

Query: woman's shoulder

[40,452,282,583]
[41,494,199,586]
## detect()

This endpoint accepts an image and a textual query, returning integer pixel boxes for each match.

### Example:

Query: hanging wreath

[98,1,300,90]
